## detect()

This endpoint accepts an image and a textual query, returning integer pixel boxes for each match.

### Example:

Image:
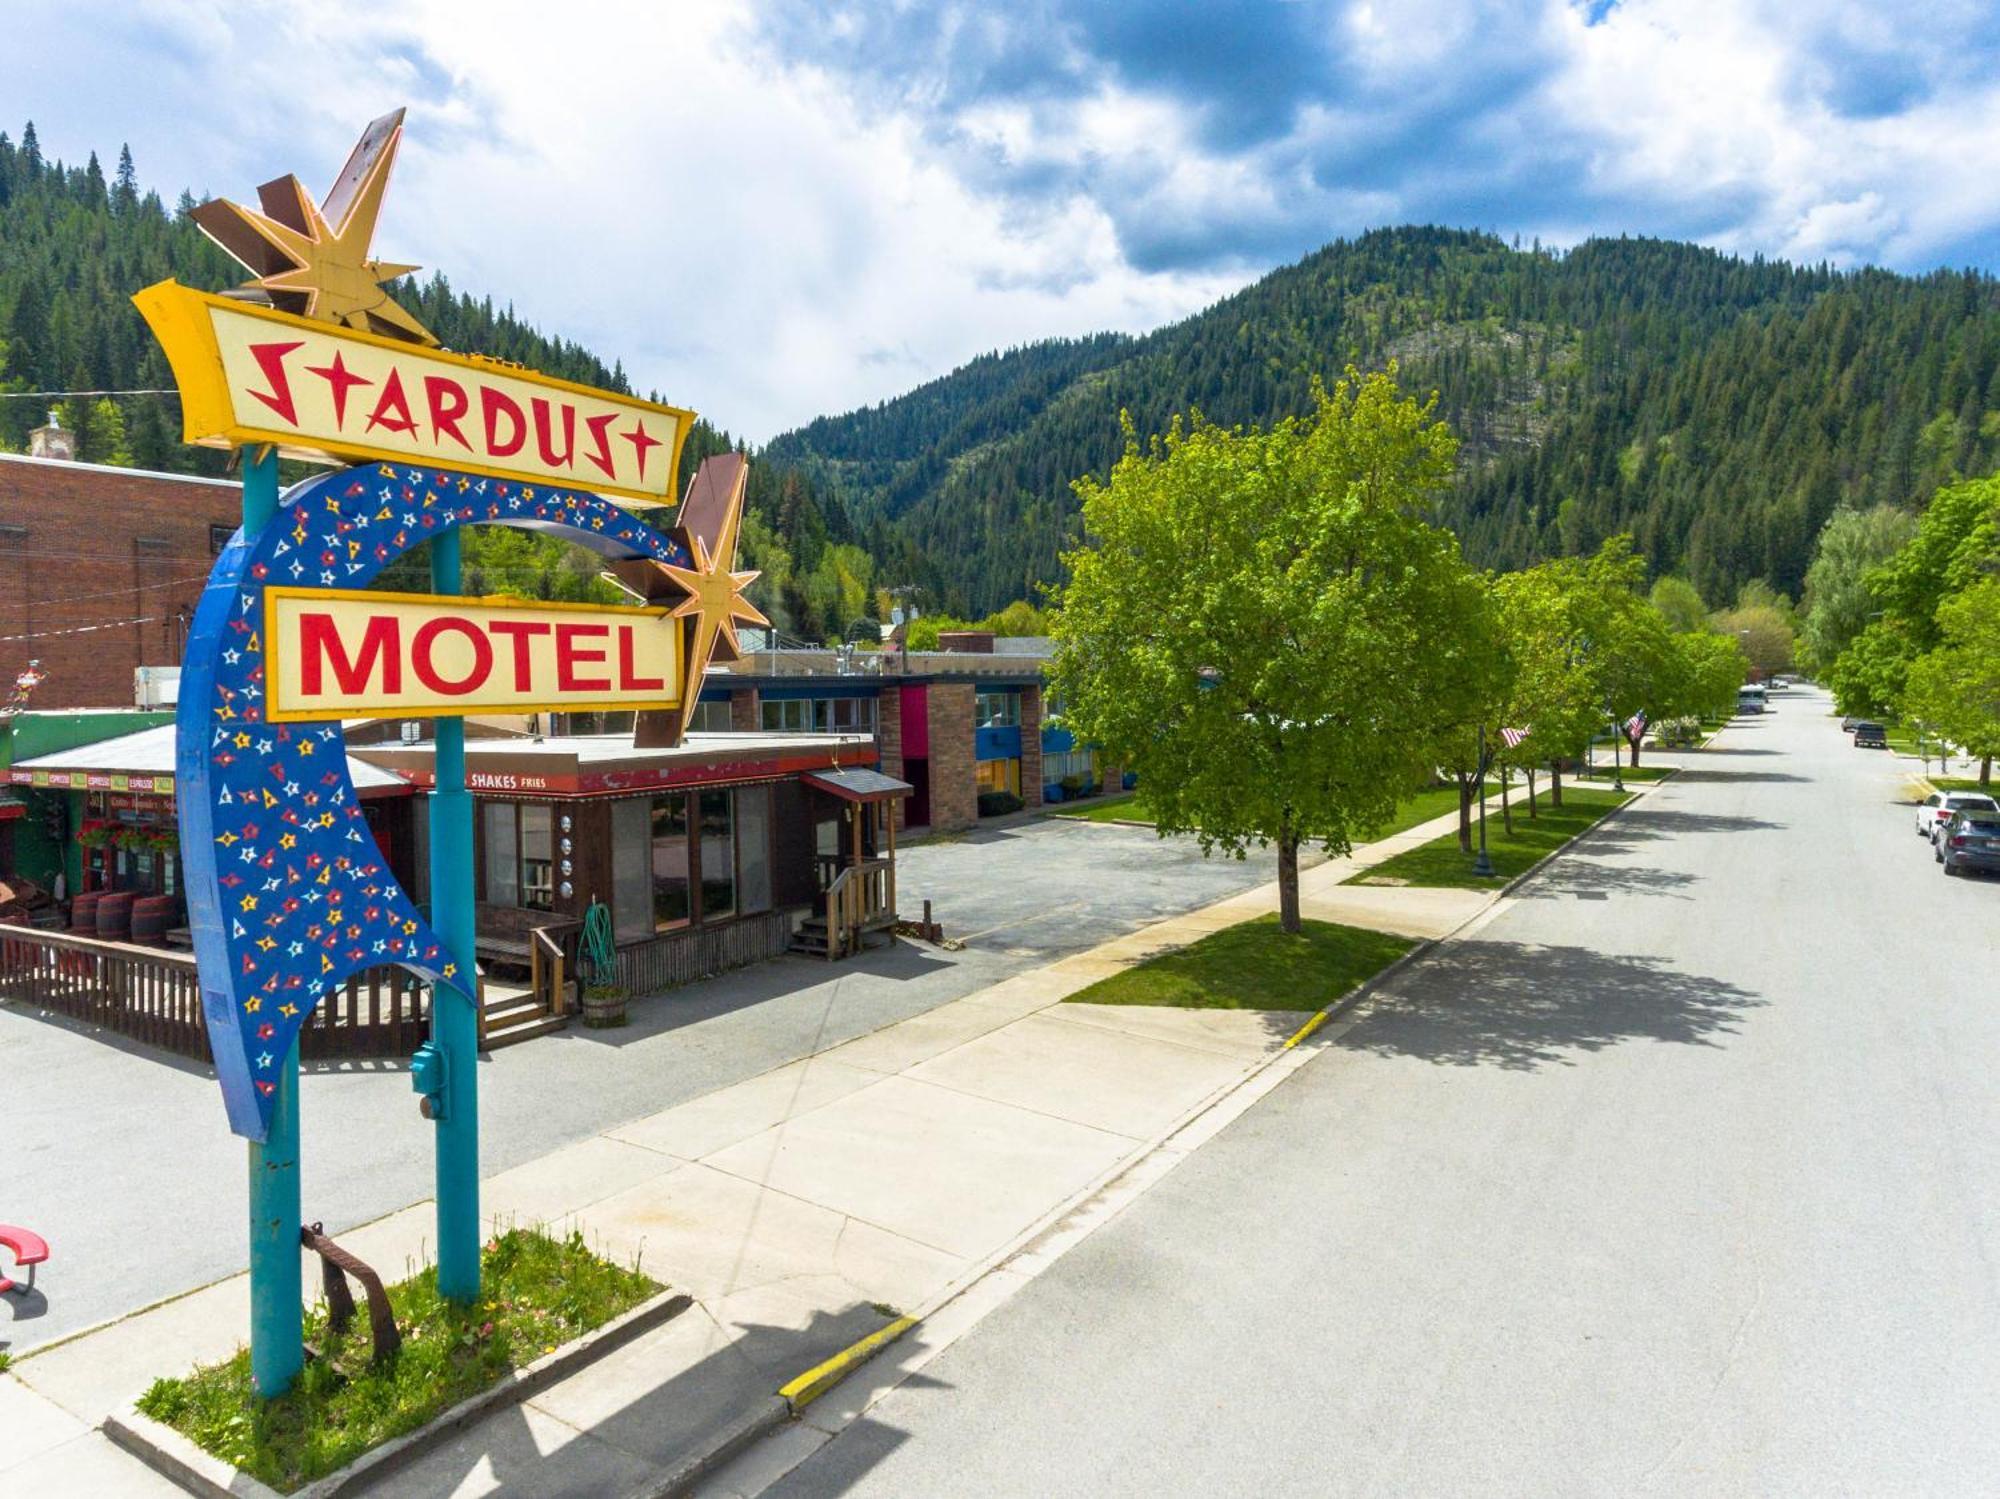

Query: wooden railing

[0,922,430,1063]
[821,857,896,960]
[528,918,582,1019]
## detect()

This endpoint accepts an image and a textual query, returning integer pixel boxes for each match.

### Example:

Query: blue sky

[9,1,2000,441]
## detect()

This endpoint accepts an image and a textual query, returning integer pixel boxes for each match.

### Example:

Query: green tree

[1052,372,1494,932]
[1493,559,1618,813]
[1648,576,1709,634]
[1798,505,1917,673]
[1901,579,2000,786]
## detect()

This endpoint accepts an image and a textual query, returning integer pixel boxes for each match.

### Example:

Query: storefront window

[650,793,691,929]
[698,789,734,921]
[736,785,772,914]
[611,799,652,943]
[482,802,518,906]
[519,804,553,911]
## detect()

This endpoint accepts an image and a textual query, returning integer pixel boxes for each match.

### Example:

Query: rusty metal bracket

[300,1221,402,1366]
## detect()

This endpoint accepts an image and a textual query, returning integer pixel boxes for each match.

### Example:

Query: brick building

[0,447,239,709]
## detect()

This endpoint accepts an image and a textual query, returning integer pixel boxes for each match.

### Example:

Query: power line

[0,388,180,400]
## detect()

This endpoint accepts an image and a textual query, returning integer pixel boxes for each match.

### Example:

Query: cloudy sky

[9,0,2000,441]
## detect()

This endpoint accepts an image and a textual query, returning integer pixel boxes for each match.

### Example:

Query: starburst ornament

[191,108,437,346]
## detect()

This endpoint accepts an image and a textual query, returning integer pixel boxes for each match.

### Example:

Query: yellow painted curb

[1284,1010,1331,1048]
[779,1315,919,1411]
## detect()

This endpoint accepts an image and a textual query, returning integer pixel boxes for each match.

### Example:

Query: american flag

[1500,726,1529,749]
[1624,711,1648,743]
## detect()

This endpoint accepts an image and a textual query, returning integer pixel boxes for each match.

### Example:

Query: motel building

[0,444,916,1052]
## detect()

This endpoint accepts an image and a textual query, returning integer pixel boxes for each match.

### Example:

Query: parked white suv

[1917,790,2000,842]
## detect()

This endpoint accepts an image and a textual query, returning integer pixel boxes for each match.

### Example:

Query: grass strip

[135,1228,658,1493]
[1064,914,1412,1012]
[1347,785,1628,889]
[1057,782,1500,836]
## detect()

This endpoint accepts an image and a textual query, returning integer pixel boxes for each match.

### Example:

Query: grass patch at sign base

[1056,792,1154,823]
[135,1228,659,1493]
[1348,786,1628,889]
[1065,914,1412,1011]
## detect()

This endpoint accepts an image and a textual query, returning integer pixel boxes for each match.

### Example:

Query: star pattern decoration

[190,108,438,347]
[185,460,692,1140]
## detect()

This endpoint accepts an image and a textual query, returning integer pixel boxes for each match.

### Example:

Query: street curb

[632,1395,792,1499]
[779,1315,921,1412]
[103,1288,694,1499]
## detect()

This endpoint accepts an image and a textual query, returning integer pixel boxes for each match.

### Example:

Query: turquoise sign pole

[241,445,304,1397]
[428,525,481,1300]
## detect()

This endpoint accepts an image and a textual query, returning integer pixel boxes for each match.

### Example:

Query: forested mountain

[767,227,2000,614]
[12,124,2000,634]
[0,125,876,634]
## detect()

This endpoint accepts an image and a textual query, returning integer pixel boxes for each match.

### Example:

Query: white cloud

[6,0,1999,445]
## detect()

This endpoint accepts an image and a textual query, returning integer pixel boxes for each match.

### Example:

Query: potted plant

[581,983,628,1028]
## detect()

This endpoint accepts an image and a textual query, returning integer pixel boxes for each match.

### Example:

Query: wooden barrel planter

[95,891,136,943]
[580,985,628,1029]
[69,891,102,934]
[130,895,174,947]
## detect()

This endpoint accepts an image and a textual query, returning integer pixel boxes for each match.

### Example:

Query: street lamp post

[1472,724,1496,879]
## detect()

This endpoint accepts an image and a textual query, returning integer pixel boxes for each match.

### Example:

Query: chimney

[28,410,76,462]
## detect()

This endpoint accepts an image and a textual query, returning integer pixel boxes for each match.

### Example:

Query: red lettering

[481,386,526,456]
[554,622,610,691]
[583,412,618,479]
[298,613,401,697]
[621,421,663,481]
[489,620,551,691]
[532,397,576,469]
[423,375,473,450]
[305,350,371,427]
[411,617,493,697]
[364,369,419,436]
[617,624,665,691]
[247,341,305,425]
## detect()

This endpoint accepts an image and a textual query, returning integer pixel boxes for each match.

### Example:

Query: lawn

[1346,785,1629,889]
[1063,914,1413,1011]
[1056,781,1499,838]
[136,1229,659,1492]
[1930,776,1996,795]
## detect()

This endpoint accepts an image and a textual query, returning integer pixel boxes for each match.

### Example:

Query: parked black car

[1853,721,1888,748]
[1937,811,2000,877]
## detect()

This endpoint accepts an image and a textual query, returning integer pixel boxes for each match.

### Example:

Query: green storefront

[0,709,176,897]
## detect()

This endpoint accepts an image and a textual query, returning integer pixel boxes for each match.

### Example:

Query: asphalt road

[771,688,2000,1498]
[0,815,1284,1353]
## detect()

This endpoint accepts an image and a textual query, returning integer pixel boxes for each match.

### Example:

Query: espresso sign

[263,588,682,721]
[133,282,693,506]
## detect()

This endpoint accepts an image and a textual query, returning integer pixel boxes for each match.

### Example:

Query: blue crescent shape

[177,462,691,1140]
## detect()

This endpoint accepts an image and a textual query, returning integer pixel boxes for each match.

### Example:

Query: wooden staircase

[790,857,897,960]
[479,978,567,1049]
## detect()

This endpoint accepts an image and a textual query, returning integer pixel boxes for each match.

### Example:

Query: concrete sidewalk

[1,778,1596,1496]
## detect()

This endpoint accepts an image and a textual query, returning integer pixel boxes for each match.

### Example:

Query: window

[210,523,234,555]
[482,802,518,906]
[698,789,735,921]
[976,691,1020,728]
[481,801,553,910]
[1044,749,1097,782]
[650,794,691,929]
[760,696,878,734]
[975,758,1019,795]
[736,785,772,914]
[551,710,636,736]
[611,799,653,943]
[690,699,733,732]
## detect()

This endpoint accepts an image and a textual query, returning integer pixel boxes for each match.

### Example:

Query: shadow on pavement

[1666,769,1809,785]
[1583,810,1787,850]
[1695,746,1784,756]
[361,1301,922,1497]
[1339,939,1763,1071]
[1516,860,1699,901]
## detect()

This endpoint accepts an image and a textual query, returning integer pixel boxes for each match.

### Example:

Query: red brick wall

[926,682,976,833]
[876,685,905,831]
[0,456,239,709]
[728,687,760,730]
[1019,683,1044,809]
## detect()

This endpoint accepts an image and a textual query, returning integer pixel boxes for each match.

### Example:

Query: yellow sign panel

[133,281,694,507]
[263,588,683,722]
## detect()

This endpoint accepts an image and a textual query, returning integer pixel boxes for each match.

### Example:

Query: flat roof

[10,723,408,791]
[0,450,237,491]
[349,730,881,798]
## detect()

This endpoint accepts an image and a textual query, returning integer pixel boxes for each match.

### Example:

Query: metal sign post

[239,446,305,1397]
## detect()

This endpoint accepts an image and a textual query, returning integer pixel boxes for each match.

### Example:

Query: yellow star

[189,108,437,346]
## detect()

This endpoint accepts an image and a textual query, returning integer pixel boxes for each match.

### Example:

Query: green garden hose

[581,901,618,987]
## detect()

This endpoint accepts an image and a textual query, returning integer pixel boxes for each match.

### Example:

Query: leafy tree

[1493,559,1618,813]
[1901,579,2000,785]
[1799,505,1918,673]
[1648,576,1709,634]
[1052,371,1494,932]
[1712,600,1795,679]
[1828,618,1916,717]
